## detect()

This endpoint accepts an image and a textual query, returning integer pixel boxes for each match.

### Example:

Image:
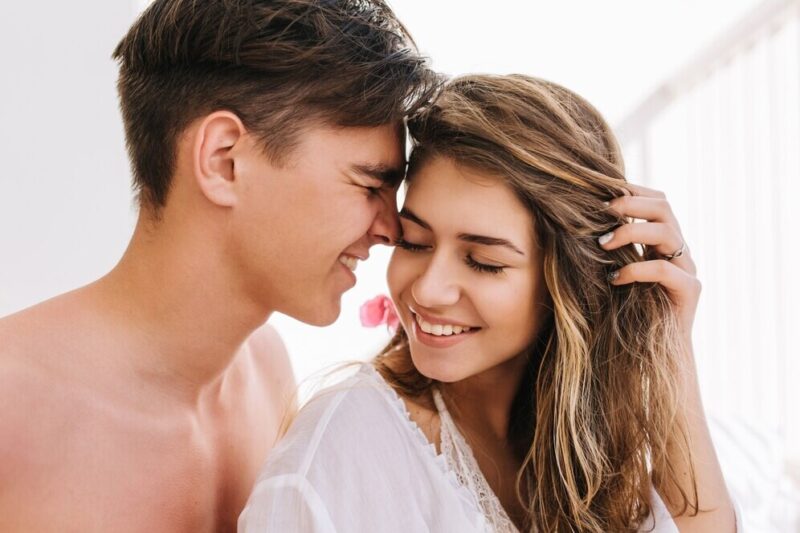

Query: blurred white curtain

[617,0,800,529]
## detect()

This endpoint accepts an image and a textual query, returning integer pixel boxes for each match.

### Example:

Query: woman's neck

[441,352,530,442]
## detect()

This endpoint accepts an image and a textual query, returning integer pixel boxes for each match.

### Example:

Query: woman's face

[387,156,549,383]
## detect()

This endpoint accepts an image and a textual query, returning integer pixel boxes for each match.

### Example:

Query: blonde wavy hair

[374,74,696,532]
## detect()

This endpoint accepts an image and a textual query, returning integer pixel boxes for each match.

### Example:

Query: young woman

[239,75,738,532]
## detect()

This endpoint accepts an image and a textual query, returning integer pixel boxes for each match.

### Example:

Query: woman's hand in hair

[599,183,701,340]
[600,184,738,532]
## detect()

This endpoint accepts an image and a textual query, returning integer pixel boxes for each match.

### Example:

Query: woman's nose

[410,253,460,309]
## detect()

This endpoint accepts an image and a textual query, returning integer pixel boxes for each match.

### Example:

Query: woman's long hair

[374,74,696,532]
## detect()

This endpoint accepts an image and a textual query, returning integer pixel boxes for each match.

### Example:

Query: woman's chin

[410,352,469,384]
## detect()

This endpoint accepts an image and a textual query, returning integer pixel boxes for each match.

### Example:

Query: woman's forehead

[403,157,534,244]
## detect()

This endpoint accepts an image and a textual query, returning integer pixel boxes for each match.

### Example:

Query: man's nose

[368,191,401,245]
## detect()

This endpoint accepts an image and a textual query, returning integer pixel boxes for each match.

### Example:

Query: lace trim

[433,388,520,533]
[358,365,489,532]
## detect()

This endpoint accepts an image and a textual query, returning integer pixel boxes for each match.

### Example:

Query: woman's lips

[409,310,480,348]
[411,319,478,348]
[408,305,480,330]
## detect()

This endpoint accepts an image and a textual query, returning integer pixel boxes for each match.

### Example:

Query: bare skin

[0,297,293,533]
[0,112,402,532]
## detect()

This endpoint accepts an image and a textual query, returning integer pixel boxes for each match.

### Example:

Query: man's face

[228,123,404,325]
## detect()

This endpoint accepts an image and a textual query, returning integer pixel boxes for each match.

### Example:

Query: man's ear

[192,111,246,207]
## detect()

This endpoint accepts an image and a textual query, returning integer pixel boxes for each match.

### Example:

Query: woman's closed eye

[465,255,505,274]
[396,238,506,275]
[395,237,430,252]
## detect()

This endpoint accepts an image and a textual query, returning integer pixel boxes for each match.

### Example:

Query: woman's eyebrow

[399,207,525,256]
[399,207,430,229]
[457,233,525,256]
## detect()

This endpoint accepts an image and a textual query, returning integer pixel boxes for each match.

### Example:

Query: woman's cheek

[387,251,416,301]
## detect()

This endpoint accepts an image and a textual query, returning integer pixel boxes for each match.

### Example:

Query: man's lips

[338,250,370,273]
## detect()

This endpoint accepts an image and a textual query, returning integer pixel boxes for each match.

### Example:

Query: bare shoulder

[0,290,88,365]
[0,337,34,446]
[0,294,96,468]
[0,307,68,511]
[0,361,42,521]
[0,303,62,400]
[0,304,48,363]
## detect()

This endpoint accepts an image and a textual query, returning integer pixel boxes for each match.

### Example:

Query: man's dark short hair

[113,0,441,208]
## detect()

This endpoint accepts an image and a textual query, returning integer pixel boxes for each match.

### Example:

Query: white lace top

[433,388,518,532]
[239,365,680,532]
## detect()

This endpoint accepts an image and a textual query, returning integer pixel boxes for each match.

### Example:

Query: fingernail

[608,270,620,282]
[598,232,614,246]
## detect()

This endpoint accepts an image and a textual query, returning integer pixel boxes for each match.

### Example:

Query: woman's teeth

[415,313,473,336]
[338,255,358,272]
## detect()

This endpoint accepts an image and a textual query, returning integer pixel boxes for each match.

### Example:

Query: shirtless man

[0,1,438,531]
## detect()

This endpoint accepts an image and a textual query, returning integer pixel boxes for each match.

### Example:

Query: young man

[0,1,438,531]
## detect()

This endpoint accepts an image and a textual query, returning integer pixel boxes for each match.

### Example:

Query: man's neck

[89,214,272,404]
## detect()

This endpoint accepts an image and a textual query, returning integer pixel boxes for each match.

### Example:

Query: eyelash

[465,256,505,274]
[395,238,506,275]
[364,186,382,197]
[395,238,427,252]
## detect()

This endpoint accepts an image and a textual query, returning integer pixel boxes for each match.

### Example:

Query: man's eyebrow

[399,208,526,256]
[351,163,405,188]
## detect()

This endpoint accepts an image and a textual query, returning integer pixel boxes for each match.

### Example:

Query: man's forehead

[290,121,406,181]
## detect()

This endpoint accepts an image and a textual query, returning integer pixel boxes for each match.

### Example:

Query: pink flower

[359,294,400,333]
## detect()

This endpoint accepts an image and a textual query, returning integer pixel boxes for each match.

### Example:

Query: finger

[606,196,677,225]
[599,223,696,275]
[598,222,681,253]
[623,183,667,200]
[608,259,701,301]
